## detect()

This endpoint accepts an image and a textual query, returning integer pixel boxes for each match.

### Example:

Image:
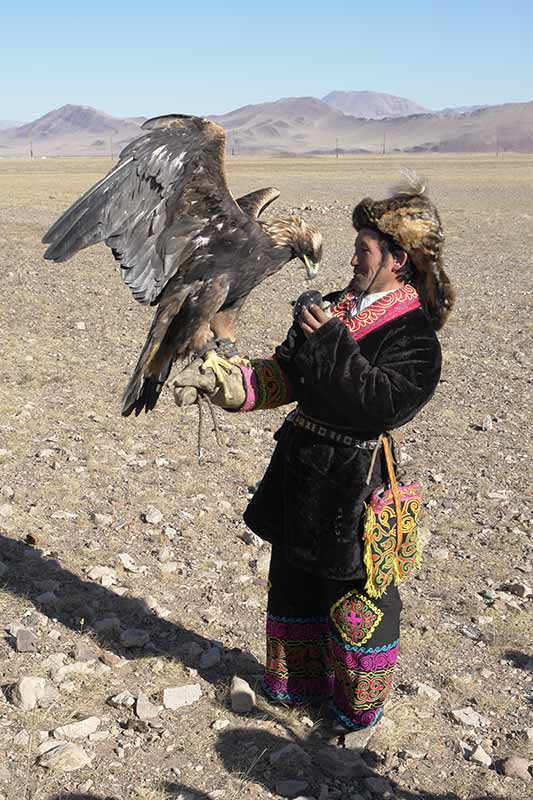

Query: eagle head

[290,217,323,279]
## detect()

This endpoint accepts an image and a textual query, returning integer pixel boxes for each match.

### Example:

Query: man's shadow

[46,717,504,800]
[0,532,261,683]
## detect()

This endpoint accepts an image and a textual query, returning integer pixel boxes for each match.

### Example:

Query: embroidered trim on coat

[330,284,421,342]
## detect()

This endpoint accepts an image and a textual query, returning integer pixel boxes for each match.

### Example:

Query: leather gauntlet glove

[173,358,247,410]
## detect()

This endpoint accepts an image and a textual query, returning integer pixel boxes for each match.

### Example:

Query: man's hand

[299,304,331,337]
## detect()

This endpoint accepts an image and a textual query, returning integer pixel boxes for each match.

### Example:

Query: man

[174,176,455,737]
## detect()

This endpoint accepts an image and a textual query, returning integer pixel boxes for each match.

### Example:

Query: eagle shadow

[0,532,262,684]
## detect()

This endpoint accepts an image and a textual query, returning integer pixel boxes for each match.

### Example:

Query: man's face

[350,229,385,293]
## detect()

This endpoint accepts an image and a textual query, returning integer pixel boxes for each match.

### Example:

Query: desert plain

[0,154,531,800]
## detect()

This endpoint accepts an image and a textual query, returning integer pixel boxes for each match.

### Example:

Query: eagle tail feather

[121,286,194,417]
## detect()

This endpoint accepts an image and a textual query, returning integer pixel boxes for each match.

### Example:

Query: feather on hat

[352,170,455,330]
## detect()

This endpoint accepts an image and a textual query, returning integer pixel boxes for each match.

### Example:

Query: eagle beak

[303,255,319,280]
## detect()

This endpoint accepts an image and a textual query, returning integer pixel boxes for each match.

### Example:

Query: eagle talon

[200,350,235,385]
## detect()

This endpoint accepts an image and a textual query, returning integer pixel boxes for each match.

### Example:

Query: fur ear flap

[412,252,456,330]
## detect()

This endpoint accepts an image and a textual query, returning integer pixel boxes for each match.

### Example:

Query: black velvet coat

[243,291,442,581]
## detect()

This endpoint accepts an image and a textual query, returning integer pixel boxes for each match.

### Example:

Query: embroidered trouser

[263,545,401,730]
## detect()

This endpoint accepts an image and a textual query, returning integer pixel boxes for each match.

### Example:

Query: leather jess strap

[366,434,404,554]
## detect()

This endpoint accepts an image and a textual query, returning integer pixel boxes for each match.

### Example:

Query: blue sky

[2,1,532,121]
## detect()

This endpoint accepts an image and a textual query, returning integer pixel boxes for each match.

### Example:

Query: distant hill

[0,98,532,156]
[0,104,144,156]
[0,120,22,130]
[438,104,489,114]
[322,90,429,118]
[213,98,533,155]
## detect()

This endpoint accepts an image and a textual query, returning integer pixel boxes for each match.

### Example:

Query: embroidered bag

[363,435,422,598]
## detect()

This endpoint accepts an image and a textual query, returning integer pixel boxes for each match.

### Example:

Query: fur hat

[352,170,455,329]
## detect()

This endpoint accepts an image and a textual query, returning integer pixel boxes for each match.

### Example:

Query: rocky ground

[0,154,531,800]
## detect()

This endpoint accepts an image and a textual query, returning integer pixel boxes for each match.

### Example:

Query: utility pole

[335,137,339,159]
[231,132,235,157]
[382,131,386,155]
[496,135,501,157]
[29,129,34,159]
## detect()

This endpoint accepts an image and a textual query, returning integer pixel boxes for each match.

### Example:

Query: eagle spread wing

[43,114,252,306]
[42,114,320,417]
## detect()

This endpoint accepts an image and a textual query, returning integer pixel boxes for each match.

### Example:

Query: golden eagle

[42,114,322,416]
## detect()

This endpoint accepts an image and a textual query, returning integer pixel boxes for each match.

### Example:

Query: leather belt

[287,409,379,450]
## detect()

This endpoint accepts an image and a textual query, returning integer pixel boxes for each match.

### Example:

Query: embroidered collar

[330,284,421,342]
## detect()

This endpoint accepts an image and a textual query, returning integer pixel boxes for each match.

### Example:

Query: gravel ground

[0,154,531,800]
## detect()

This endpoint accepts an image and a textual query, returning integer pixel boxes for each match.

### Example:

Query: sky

[2,1,532,122]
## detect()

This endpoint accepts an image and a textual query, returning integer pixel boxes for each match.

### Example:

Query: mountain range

[1,91,531,157]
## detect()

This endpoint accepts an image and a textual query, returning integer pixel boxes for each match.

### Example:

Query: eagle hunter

[42,114,322,416]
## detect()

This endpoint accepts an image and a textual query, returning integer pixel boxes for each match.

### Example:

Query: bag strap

[382,435,404,553]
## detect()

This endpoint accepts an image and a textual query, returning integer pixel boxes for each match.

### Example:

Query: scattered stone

[163,684,202,710]
[87,566,117,587]
[275,780,310,799]
[142,506,163,525]
[301,716,314,729]
[37,742,91,772]
[16,629,39,653]
[1,485,14,500]
[72,643,99,662]
[498,755,531,782]
[108,690,135,708]
[211,718,230,731]
[93,616,121,633]
[126,719,150,734]
[481,415,494,431]
[159,562,177,574]
[158,546,173,562]
[450,707,488,727]
[100,651,127,669]
[13,730,30,747]
[38,739,64,756]
[240,530,262,547]
[343,726,376,749]
[120,628,149,648]
[230,676,255,714]
[469,745,492,767]
[135,691,160,721]
[0,504,13,518]
[51,510,78,521]
[410,682,442,701]
[315,746,370,779]
[35,591,57,607]
[43,653,67,673]
[398,749,426,760]
[54,716,100,741]
[254,552,270,577]
[200,646,222,670]
[117,552,146,573]
[52,661,95,684]
[75,321,87,331]
[364,776,395,797]
[432,547,449,562]
[90,512,113,527]
[504,582,532,599]
[10,676,58,711]
[270,743,312,777]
